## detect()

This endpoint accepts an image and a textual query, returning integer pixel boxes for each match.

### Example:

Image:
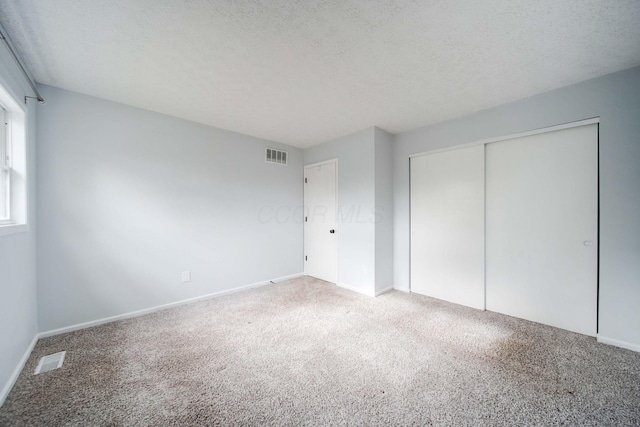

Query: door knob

[330,229,335,234]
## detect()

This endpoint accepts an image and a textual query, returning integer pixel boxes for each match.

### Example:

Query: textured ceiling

[1,1,640,148]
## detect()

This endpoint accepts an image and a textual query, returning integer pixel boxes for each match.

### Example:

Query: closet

[410,122,598,336]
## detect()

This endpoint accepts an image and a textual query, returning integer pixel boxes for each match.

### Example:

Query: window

[0,106,10,224]
[0,80,28,236]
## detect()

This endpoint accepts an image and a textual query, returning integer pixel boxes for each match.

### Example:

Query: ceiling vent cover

[34,351,66,375]
[266,148,287,165]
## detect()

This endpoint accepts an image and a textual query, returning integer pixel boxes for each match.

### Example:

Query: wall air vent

[266,148,288,165]
[34,351,66,374]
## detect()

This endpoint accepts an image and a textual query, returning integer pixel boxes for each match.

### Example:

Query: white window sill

[0,223,29,237]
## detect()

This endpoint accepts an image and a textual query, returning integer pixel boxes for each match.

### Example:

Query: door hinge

[305,216,308,222]
[305,256,307,261]
[304,178,307,183]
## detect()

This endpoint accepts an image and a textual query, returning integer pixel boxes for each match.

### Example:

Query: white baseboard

[597,334,640,353]
[375,286,394,296]
[337,282,376,297]
[38,273,304,339]
[394,287,410,293]
[0,335,38,407]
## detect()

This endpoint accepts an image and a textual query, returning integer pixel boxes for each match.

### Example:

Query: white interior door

[304,160,338,283]
[486,124,598,336]
[410,145,485,309]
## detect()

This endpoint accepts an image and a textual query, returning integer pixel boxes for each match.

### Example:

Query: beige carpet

[1,276,639,426]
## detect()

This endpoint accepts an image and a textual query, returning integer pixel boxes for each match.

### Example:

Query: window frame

[0,106,12,225]
[0,77,29,237]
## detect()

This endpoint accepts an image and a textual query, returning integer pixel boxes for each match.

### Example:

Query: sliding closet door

[410,145,485,309]
[486,124,598,336]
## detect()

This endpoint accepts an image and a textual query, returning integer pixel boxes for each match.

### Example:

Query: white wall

[304,128,376,294]
[36,85,303,331]
[0,24,38,404]
[374,128,393,294]
[303,126,394,296]
[393,66,640,350]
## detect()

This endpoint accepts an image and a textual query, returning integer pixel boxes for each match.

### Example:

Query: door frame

[303,158,339,282]
[408,117,600,332]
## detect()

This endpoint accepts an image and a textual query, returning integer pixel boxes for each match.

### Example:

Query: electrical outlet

[181,271,191,283]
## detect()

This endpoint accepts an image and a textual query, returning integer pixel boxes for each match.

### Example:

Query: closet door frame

[408,118,599,160]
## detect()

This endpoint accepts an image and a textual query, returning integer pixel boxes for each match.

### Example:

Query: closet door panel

[410,145,485,309]
[486,124,598,336]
